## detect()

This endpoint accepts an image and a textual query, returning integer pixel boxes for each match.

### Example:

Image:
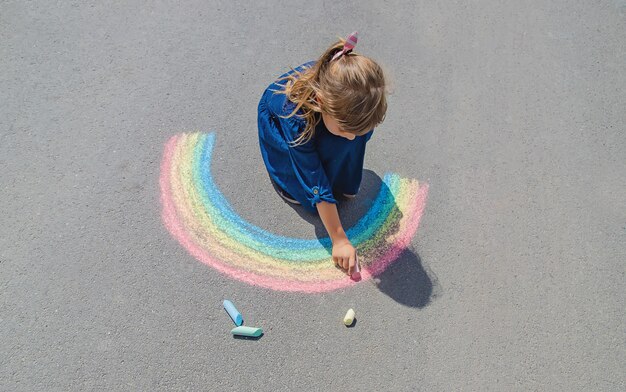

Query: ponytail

[275,35,386,147]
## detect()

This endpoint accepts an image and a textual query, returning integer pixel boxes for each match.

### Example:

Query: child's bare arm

[316,201,357,273]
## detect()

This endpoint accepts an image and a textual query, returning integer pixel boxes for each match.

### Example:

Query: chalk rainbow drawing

[159,132,428,293]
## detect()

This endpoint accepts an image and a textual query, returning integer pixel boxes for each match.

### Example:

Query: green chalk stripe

[231,326,263,338]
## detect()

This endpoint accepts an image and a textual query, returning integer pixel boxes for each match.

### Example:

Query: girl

[257,32,387,276]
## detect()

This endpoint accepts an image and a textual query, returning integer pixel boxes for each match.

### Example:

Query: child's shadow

[280,169,435,308]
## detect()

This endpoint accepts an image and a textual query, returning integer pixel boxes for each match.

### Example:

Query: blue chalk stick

[223,300,243,326]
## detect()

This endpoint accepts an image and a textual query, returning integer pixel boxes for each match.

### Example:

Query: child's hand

[332,238,357,274]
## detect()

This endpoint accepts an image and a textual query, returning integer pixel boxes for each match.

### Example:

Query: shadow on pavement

[373,249,433,308]
[233,334,264,341]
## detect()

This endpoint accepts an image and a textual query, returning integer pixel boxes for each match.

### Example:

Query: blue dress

[257,61,374,213]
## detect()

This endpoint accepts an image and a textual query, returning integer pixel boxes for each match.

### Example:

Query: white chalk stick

[344,308,355,326]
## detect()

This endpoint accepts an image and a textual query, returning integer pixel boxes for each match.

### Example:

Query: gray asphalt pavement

[1,1,625,390]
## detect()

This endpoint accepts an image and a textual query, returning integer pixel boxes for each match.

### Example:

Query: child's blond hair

[275,37,387,146]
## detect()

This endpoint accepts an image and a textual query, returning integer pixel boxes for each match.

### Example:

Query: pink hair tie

[331,31,358,61]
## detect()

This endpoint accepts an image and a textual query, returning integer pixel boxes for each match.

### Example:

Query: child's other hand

[332,239,357,274]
